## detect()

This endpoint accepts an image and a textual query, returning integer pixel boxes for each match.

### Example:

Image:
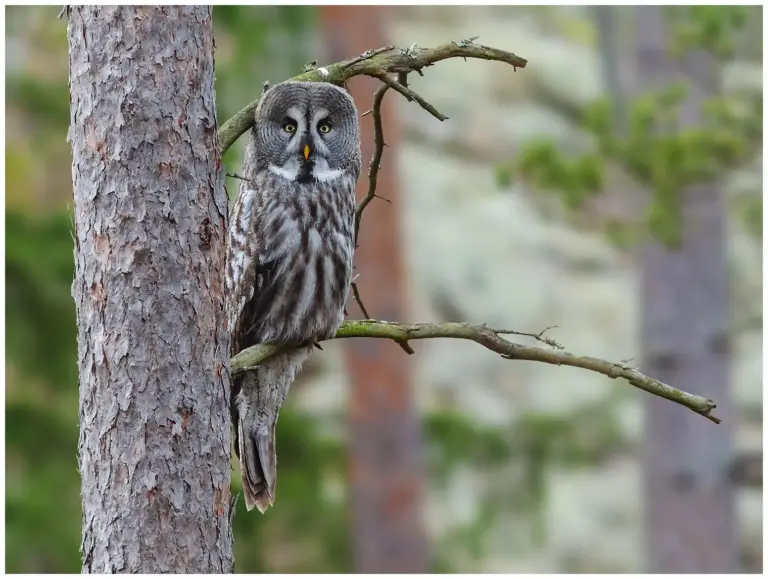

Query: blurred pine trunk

[318,6,430,573]
[633,6,738,573]
[68,6,234,572]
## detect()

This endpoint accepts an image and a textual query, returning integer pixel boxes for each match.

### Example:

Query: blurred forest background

[5,5,763,573]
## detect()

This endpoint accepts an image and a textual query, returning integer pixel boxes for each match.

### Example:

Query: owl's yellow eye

[318,123,332,134]
[283,123,297,133]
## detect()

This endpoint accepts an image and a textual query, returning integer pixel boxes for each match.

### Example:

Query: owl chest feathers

[228,172,356,348]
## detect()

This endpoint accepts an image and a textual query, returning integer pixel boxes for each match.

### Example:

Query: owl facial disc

[256,81,360,184]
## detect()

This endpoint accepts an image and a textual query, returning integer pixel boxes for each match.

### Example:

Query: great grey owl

[225,80,361,512]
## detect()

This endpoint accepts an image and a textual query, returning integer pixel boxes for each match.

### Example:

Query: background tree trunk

[319,6,430,573]
[68,6,234,573]
[593,6,628,133]
[634,7,738,573]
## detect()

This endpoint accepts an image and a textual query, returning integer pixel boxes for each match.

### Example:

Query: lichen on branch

[218,40,528,154]
[229,320,720,424]
[220,38,722,426]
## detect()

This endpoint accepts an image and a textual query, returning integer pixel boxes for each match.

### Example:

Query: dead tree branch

[372,73,448,121]
[220,38,722,426]
[218,40,527,154]
[230,321,721,424]
[356,83,390,248]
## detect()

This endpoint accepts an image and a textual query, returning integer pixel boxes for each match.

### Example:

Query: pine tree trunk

[634,7,738,573]
[68,6,234,573]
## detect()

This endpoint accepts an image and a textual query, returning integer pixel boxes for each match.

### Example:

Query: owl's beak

[303,144,311,160]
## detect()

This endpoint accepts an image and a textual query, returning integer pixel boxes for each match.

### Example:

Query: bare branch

[351,280,371,319]
[218,40,528,154]
[373,73,448,121]
[230,320,721,424]
[225,172,251,182]
[349,86,412,356]
[343,45,397,69]
[219,39,722,427]
[355,83,389,247]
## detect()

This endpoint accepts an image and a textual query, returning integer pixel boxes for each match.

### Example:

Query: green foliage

[501,12,761,249]
[426,412,513,481]
[6,212,78,390]
[667,6,753,58]
[498,141,604,212]
[6,76,71,130]
[6,401,82,573]
[425,398,628,560]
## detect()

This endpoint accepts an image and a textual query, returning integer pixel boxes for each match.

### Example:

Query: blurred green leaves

[6,76,70,131]
[5,402,82,573]
[667,6,753,59]
[497,16,762,249]
[6,212,77,391]
[498,141,605,212]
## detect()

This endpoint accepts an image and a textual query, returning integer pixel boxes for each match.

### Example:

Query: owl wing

[228,187,286,355]
[233,255,284,350]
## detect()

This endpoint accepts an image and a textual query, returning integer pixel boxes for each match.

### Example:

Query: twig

[225,172,251,182]
[373,73,448,121]
[496,325,564,350]
[350,84,411,356]
[344,46,397,69]
[351,280,370,319]
[230,320,721,424]
[218,40,528,154]
[355,83,389,248]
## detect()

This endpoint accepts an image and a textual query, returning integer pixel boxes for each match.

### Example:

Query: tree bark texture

[635,7,738,573]
[319,6,430,573]
[68,6,234,573]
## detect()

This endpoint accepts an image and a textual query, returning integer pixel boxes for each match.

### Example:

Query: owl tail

[233,347,312,513]
[238,417,276,513]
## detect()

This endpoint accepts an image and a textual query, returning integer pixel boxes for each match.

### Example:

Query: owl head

[252,81,361,184]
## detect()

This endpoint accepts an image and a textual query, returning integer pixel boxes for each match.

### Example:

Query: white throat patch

[269,157,344,183]
[268,159,300,181]
[310,158,344,182]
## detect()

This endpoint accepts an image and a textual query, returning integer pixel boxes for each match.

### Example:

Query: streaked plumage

[225,81,361,512]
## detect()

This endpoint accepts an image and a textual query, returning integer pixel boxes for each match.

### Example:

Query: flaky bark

[635,7,737,573]
[68,6,234,573]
